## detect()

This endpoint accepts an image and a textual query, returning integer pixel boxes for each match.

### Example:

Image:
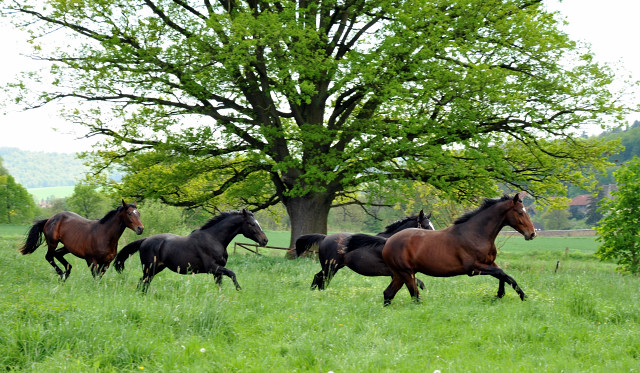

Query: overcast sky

[1,0,639,153]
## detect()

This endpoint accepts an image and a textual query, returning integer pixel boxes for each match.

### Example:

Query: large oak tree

[2,0,626,245]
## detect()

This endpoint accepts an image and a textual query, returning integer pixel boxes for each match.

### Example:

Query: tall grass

[1,233,638,372]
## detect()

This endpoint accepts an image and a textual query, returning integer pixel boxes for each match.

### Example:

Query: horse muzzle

[258,235,268,247]
[136,226,145,235]
[524,231,536,240]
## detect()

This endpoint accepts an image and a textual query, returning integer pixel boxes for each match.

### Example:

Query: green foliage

[2,0,630,242]
[122,199,191,243]
[539,208,572,230]
[601,121,640,164]
[66,184,111,219]
[0,157,37,224]
[595,156,640,274]
[1,234,639,371]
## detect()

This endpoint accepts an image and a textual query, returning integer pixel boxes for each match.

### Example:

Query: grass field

[1,229,638,372]
[28,186,75,201]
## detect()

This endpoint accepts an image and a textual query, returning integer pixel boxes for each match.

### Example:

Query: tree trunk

[285,193,333,248]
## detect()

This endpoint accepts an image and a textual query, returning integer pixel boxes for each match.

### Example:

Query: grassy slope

[1,232,638,372]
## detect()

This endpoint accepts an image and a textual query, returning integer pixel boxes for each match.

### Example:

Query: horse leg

[311,270,325,290]
[138,263,165,293]
[400,271,420,303]
[320,258,338,289]
[214,273,223,286]
[383,274,406,306]
[471,263,526,301]
[210,265,241,291]
[497,279,506,298]
[46,244,72,280]
[416,278,426,290]
[45,250,65,279]
[90,262,108,279]
[87,260,100,278]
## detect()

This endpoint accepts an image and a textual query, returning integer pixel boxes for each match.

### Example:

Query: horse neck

[201,215,243,248]
[100,212,128,243]
[457,204,508,242]
[376,221,414,238]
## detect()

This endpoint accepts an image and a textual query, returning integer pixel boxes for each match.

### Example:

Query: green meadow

[0,229,638,372]
[28,186,75,201]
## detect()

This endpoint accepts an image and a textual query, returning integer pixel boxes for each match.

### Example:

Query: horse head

[417,210,435,230]
[240,209,268,246]
[504,193,535,240]
[121,199,144,235]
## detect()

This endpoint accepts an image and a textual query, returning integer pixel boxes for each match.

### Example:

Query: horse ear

[513,193,522,203]
[122,199,127,207]
[426,212,432,219]
[419,209,424,219]
[242,208,249,217]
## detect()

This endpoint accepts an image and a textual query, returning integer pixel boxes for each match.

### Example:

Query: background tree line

[0,147,88,188]
[4,120,640,231]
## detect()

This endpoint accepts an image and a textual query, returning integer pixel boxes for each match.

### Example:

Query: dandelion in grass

[200,348,206,353]
[139,367,144,370]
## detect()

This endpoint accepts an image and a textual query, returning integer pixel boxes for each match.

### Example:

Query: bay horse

[295,210,434,290]
[381,193,536,306]
[19,200,144,279]
[114,209,268,292]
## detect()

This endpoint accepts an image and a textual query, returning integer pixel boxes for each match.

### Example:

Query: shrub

[595,156,640,274]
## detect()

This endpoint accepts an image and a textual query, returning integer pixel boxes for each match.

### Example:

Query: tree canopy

[2,0,628,245]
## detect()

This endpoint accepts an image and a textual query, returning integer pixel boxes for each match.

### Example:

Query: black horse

[295,210,433,290]
[114,209,268,292]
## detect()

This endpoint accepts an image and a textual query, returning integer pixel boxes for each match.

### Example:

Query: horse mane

[343,234,386,254]
[98,206,125,224]
[199,210,249,230]
[379,215,418,235]
[453,195,512,225]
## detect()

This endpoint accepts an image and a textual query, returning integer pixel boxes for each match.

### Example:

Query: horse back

[382,228,469,277]
[44,211,98,245]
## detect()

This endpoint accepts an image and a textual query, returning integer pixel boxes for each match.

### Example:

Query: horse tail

[114,238,146,273]
[343,234,387,254]
[294,234,326,257]
[19,219,48,255]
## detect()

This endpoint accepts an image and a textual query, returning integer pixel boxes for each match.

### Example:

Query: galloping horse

[114,209,268,292]
[382,193,535,306]
[19,200,144,279]
[295,211,434,290]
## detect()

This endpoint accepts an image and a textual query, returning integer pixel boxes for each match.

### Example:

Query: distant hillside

[599,120,640,164]
[0,147,88,188]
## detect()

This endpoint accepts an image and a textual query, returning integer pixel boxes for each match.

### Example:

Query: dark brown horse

[296,211,433,290]
[381,193,535,306]
[19,200,144,279]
